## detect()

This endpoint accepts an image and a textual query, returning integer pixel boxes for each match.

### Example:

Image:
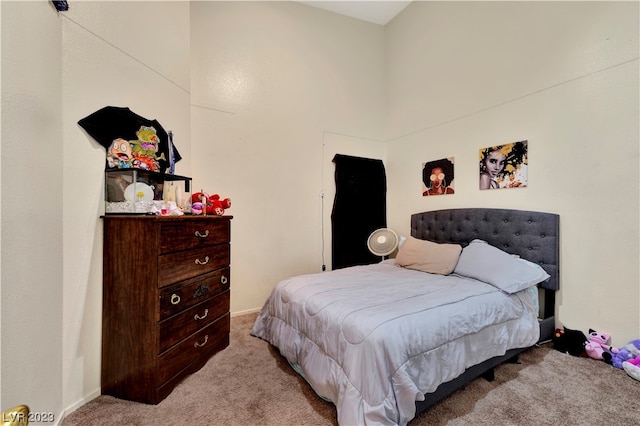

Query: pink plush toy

[622,355,640,381]
[584,329,619,363]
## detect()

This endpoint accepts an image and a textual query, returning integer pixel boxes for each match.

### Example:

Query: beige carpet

[63,313,639,425]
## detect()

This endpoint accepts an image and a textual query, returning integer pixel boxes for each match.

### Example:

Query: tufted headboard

[411,208,559,291]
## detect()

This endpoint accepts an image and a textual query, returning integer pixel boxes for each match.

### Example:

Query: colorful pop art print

[422,157,455,196]
[479,140,528,190]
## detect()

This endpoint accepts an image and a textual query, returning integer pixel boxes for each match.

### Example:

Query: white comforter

[251,260,539,426]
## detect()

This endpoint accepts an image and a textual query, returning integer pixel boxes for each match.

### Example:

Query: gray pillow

[453,239,550,293]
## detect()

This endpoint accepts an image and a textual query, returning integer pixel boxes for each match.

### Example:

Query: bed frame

[410,208,559,415]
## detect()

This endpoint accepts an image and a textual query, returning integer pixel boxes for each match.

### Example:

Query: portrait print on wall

[422,157,455,196]
[479,140,528,190]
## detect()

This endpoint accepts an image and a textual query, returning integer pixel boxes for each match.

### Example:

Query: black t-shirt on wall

[78,106,181,173]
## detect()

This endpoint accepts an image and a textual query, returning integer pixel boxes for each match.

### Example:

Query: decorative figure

[422,158,455,196]
[130,126,165,171]
[107,138,133,169]
[479,140,528,190]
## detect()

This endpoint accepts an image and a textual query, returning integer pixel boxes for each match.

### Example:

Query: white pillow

[453,239,550,293]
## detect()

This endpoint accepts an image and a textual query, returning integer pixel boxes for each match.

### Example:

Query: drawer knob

[195,230,209,238]
[194,335,209,348]
[194,309,209,320]
[170,294,181,305]
[195,256,210,265]
[220,275,228,285]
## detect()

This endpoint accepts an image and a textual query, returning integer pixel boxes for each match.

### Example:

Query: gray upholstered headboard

[411,208,559,291]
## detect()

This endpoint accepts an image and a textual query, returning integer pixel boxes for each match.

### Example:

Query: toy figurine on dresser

[192,191,231,216]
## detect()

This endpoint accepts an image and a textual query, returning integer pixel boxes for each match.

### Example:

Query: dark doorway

[331,154,387,269]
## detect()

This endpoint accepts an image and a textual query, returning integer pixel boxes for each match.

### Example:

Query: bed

[251,208,559,425]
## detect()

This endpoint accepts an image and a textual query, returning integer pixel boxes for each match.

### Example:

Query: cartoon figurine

[130,126,166,171]
[107,138,133,168]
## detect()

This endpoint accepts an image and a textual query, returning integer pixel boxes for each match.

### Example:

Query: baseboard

[231,307,261,317]
[61,388,101,423]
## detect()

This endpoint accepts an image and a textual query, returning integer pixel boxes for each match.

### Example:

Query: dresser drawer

[157,313,230,386]
[158,244,230,287]
[159,268,230,320]
[159,219,230,254]
[159,290,230,353]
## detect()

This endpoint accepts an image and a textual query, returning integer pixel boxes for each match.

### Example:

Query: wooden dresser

[101,215,232,404]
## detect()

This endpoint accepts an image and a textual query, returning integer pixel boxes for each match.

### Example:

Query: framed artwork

[479,140,528,190]
[422,157,455,196]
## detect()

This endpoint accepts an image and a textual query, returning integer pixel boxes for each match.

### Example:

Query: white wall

[61,0,192,414]
[1,0,63,417]
[190,1,386,313]
[1,0,638,421]
[384,1,640,346]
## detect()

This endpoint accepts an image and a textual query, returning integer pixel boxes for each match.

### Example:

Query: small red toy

[209,194,231,216]
[191,192,231,216]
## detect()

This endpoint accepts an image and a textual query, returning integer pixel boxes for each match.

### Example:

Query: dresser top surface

[102,215,233,221]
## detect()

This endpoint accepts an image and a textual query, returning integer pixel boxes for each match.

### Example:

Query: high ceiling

[299,1,412,25]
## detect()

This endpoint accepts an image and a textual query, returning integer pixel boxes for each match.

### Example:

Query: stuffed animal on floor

[611,339,640,369]
[552,327,587,357]
[585,329,619,364]
[622,355,640,381]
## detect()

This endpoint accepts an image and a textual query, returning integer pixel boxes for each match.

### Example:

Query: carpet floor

[62,313,640,425]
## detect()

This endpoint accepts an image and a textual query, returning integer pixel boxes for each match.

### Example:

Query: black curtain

[331,154,386,269]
